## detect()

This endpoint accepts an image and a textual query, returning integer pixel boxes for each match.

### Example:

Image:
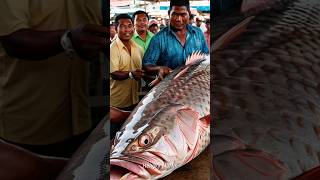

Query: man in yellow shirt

[0,0,106,157]
[110,14,143,111]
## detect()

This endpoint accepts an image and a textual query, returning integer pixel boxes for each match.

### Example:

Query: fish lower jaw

[110,159,162,180]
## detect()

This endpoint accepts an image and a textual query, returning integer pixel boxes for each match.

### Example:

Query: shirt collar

[133,30,153,39]
[115,36,136,49]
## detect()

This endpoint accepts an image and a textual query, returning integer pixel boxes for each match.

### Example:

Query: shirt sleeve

[110,44,120,74]
[0,0,30,36]
[142,34,161,67]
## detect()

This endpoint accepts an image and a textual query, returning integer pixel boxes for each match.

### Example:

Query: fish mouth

[110,155,163,180]
[110,159,150,180]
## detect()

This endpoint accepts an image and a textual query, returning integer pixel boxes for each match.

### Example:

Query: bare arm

[0,24,108,61]
[111,71,130,81]
[111,69,143,81]
[143,64,172,80]
[0,29,65,60]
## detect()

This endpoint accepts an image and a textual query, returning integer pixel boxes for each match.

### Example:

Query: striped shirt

[142,24,209,69]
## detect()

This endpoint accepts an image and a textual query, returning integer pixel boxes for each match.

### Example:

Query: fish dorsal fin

[185,51,205,65]
[174,52,206,80]
[241,0,277,13]
[213,16,254,52]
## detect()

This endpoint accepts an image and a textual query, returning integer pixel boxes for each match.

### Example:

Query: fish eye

[139,135,151,147]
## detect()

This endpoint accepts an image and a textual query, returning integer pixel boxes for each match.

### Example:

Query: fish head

[110,104,205,180]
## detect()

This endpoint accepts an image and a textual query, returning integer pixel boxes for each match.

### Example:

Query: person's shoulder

[147,30,154,37]
[153,27,169,38]
[110,38,122,53]
[188,25,203,34]
[110,40,118,49]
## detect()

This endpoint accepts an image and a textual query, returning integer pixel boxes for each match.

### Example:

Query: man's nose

[176,15,182,21]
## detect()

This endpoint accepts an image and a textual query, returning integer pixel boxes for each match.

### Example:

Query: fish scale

[213,0,320,179]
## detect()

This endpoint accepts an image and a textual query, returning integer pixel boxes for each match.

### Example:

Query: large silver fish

[212,0,320,179]
[56,116,108,180]
[110,53,210,180]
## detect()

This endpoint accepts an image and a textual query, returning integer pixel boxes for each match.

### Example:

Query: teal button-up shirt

[143,24,209,69]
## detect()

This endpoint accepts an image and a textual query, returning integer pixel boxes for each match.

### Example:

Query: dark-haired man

[149,19,160,35]
[110,14,143,111]
[142,0,209,81]
[132,10,154,53]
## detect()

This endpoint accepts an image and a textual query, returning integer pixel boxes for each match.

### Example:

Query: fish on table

[212,0,320,179]
[110,52,210,180]
[56,116,108,180]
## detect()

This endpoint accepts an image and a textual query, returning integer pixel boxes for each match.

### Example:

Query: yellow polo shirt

[110,37,143,108]
[0,0,102,145]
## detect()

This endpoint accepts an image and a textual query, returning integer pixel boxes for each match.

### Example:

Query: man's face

[134,13,148,32]
[196,19,202,27]
[169,6,189,30]
[149,25,159,34]
[110,25,116,38]
[117,18,134,41]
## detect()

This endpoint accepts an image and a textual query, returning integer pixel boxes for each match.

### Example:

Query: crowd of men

[109,0,210,138]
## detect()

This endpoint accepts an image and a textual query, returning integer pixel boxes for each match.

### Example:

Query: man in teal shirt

[143,0,209,80]
[132,10,154,53]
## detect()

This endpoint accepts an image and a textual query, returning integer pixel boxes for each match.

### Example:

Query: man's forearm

[143,64,161,75]
[0,29,65,60]
[111,71,130,80]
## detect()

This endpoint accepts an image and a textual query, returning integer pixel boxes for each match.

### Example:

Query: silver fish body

[213,0,320,179]
[111,54,210,180]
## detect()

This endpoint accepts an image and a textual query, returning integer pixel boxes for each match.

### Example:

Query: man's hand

[132,69,144,80]
[70,24,108,59]
[158,66,172,80]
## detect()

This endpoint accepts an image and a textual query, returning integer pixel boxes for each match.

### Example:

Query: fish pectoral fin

[213,16,255,52]
[213,149,288,179]
[176,108,200,148]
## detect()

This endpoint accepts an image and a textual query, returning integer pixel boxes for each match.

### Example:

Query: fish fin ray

[185,51,206,65]
[173,67,189,80]
[213,16,255,52]
[176,108,199,148]
[213,149,288,179]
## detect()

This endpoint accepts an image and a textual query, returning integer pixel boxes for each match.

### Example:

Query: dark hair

[189,14,195,20]
[132,10,149,22]
[168,0,190,14]
[149,23,158,29]
[114,14,132,28]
